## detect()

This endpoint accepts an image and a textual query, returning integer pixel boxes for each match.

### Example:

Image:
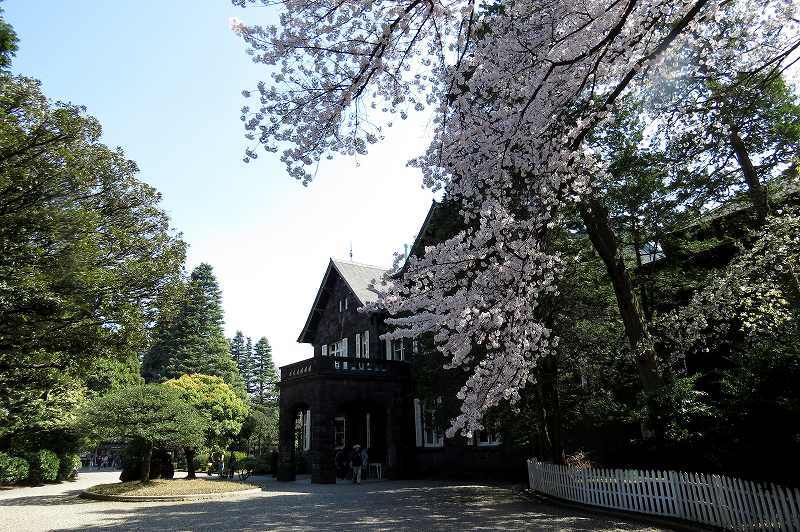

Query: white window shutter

[304,410,311,451]
[321,345,328,357]
[364,330,370,358]
[385,338,391,360]
[413,399,423,447]
[342,337,348,357]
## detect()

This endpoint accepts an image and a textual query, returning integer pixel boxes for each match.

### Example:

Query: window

[414,398,444,448]
[334,417,346,449]
[391,339,405,361]
[355,331,369,358]
[329,340,342,357]
[296,409,311,451]
[329,338,347,357]
[339,298,349,312]
[345,298,348,310]
[477,427,501,447]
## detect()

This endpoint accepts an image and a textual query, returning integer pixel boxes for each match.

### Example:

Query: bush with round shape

[27,449,59,484]
[0,452,30,484]
[58,452,82,481]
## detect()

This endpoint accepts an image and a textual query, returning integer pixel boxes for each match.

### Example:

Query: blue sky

[5,0,435,366]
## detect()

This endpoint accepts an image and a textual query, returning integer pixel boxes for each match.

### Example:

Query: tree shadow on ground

[52,480,671,531]
[0,489,94,507]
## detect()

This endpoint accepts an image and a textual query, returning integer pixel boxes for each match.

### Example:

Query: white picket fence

[527,459,800,531]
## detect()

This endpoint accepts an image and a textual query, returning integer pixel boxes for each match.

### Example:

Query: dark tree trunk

[580,199,664,397]
[184,447,196,480]
[729,126,768,223]
[140,442,153,483]
[538,354,563,464]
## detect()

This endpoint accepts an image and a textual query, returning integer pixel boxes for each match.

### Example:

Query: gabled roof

[332,259,387,306]
[297,258,388,344]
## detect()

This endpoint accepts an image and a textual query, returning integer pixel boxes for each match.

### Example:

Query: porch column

[277,403,296,481]
[310,407,336,483]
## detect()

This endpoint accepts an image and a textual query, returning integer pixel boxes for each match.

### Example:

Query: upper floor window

[323,338,348,358]
[390,338,405,361]
[355,331,369,358]
[339,298,349,312]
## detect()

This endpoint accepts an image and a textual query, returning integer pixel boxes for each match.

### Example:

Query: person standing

[350,444,363,484]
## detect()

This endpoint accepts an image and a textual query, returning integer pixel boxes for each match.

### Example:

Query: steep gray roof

[297,258,388,344]
[331,259,387,306]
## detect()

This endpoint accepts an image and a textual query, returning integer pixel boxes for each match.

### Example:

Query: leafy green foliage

[26,449,59,484]
[238,404,278,455]
[58,452,82,481]
[0,452,29,484]
[0,74,185,447]
[78,384,205,451]
[164,374,249,454]
[0,6,18,70]
[142,264,242,390]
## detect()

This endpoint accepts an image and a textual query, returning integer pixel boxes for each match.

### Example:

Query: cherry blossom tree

[231,0,800,435]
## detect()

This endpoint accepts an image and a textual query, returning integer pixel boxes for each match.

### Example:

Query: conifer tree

[229,331,246,378]
[252,337,278,404]
[142,264,243,391]
[244,336,254,394]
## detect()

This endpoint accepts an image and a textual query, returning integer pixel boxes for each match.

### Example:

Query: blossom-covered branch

[233,0,799,434]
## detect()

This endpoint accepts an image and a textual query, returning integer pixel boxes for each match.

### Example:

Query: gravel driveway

[0,470,675,531]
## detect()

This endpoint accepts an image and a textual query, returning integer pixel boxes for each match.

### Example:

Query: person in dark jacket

[350,444,363,484]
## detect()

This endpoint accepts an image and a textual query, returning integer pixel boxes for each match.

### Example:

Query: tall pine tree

[252,337,278,404]
[142,264,242,391]
[229,331,246,378]
[244,336,254,394]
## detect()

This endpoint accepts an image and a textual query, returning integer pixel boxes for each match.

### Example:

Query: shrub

[27,449,60,484]
[0,452,30,484]
[232,451,248,462]
[192,452,210,472]
[58,452,82,481]
[237,455,271,480]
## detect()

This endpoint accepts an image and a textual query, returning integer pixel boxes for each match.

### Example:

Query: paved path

[0,470,676,531]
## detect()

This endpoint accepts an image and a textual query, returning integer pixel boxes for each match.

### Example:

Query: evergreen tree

[244,336,254,394]
[142,264,243,391]
[252,337,278,404]
[229,331,246,377]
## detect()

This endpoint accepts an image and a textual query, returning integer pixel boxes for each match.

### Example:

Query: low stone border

[80,486,262,502]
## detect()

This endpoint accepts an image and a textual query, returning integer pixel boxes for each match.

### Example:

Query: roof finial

[349,241,353,261]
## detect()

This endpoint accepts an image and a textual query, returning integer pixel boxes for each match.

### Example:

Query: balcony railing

[280,356,410,383]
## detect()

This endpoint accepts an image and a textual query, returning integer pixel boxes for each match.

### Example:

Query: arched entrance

[277,401,310,481]
[332,401,388,480]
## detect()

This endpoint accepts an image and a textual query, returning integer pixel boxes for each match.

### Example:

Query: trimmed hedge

[27,449,60,484]
[58,452,82,481]
[0,452,30,484]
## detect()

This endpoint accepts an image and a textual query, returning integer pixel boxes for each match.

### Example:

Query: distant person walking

[350,444,363,484]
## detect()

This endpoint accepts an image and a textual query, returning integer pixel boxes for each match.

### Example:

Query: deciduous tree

[232,0,800,435]
[0,73,185,445]
[164,374,249,479]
